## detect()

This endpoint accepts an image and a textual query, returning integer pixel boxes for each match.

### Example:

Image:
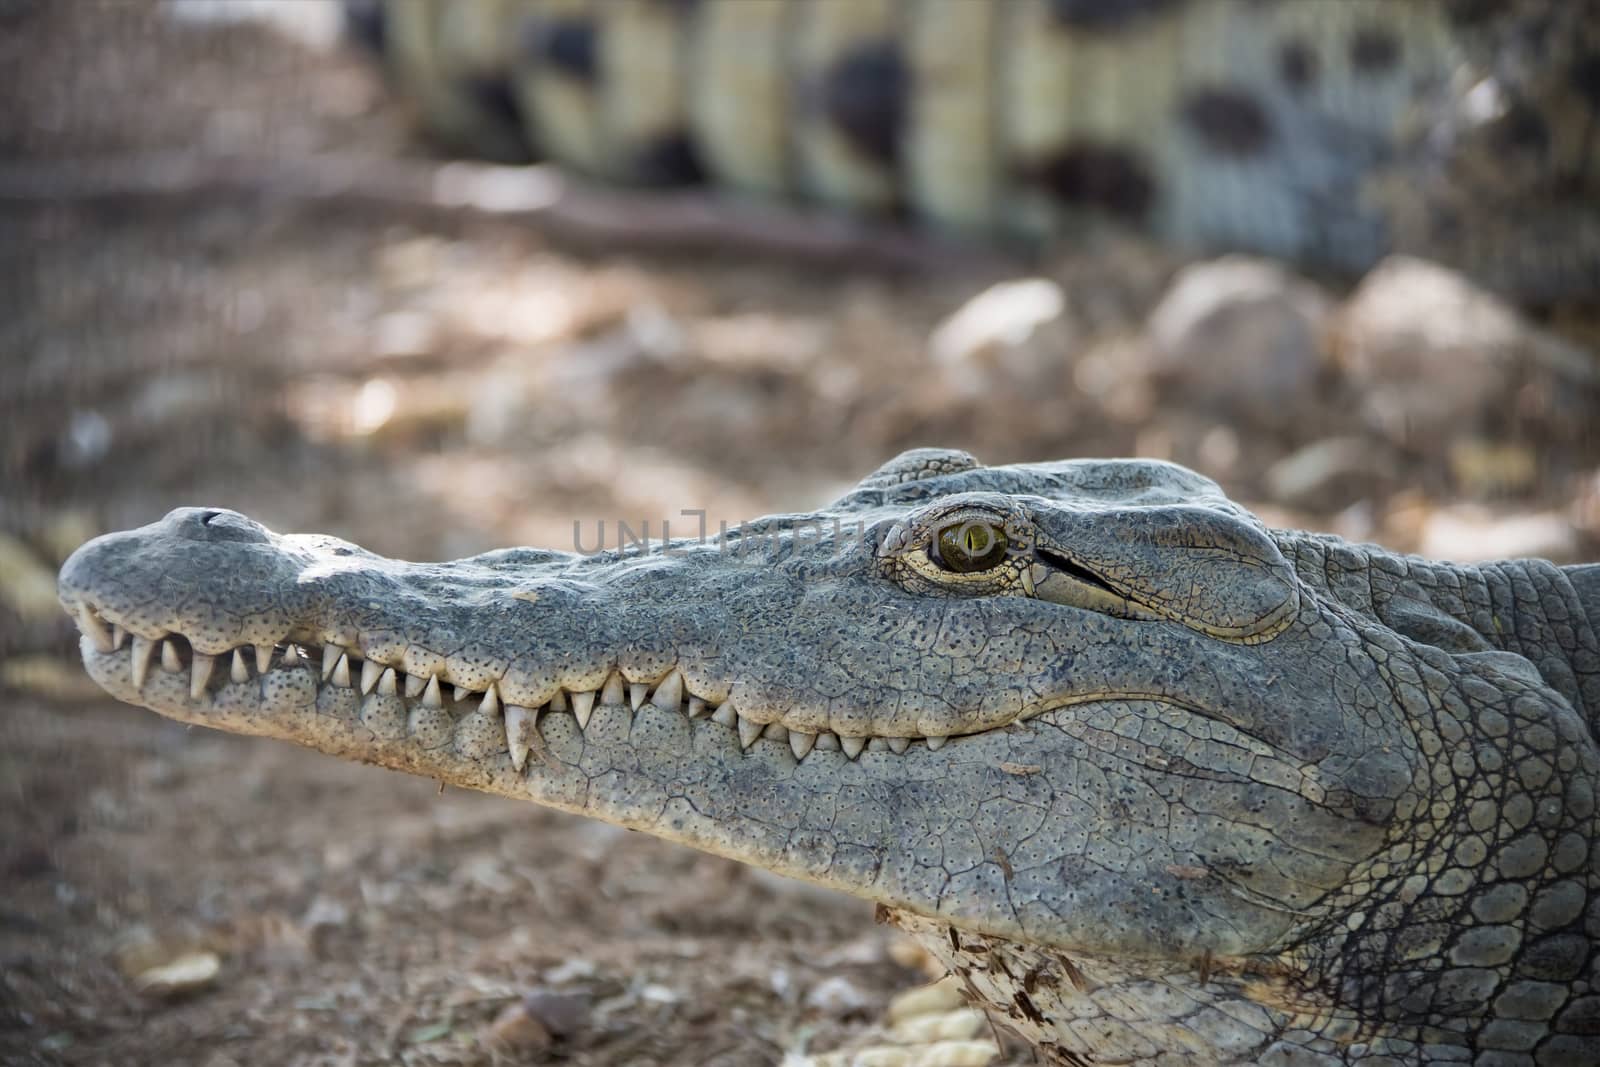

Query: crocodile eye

[932,521,1009,573]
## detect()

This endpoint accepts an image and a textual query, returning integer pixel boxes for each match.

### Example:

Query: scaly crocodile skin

[350,0,1599,301]
[60,449,1600,1064]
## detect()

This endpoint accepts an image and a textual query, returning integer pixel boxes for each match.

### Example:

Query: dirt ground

[2,5,1597,1066]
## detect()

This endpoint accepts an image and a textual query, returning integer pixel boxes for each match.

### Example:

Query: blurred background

[1,3,1596,1064]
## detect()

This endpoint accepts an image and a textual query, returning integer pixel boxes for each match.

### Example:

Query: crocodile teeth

[737,716,764,750]
[628,682,649,711]
[453,685,470,703]
[789,731,816,759]
[601,672,625,707]
[815,732,840,751]
[506,705,534,771]
[687,697,707,719]
[840,735,866,760]
[570,689,595,729]
[254,644,273,674]
[281,645,302,668]
[404,672,424,698]
[360,658,383,695]
[190,652,215,699]
[161,638,183,674]
[887,737,910,755]
[926,735,948,751]
[652,670,683,711]
[422,675,443,708]
[480,684,500,717]
[549,689,569,712]
[764,723,788,743]
[322,644,341,681]
[130,635,156,690]
[230,649,249,684]
[78,605,113,652]
[711,703,737,728]
[378,667,398,697]
[332,653,352,688]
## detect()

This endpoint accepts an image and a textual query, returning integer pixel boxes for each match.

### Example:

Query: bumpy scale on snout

[60,450,1600,1065]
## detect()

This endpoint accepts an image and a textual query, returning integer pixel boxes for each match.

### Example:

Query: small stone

[481,1000,553,1055]
[518,990,591,1038]
[132,952,221,998]
[805,975,869,1019]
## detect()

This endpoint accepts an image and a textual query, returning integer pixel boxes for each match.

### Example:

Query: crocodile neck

[1277,536,1600,740]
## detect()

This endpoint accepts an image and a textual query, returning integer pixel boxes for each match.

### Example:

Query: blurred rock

[0,532,61,626]
[2,655,106,701]
[131,951,221,998]
[1146,256,1332,430]
[929,278,1065,369]
[804,976,868,1019]
[1419,506,1578,564]
[481,999,554,1056]
[1448,440,1539,497]
[1335,256,1599,451]
[1264,437,1389,509]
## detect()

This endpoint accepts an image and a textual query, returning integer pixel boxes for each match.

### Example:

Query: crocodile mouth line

[67,602,961,766]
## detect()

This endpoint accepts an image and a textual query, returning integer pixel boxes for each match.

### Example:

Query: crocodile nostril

[199,510,223,526]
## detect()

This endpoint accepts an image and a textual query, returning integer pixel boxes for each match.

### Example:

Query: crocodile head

[59,449,1600,1062]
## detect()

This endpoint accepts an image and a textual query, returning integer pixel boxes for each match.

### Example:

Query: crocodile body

[60,449,1600,1064]
[354,0,1600,300]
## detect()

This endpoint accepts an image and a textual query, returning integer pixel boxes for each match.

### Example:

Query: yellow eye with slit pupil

[934,522,1009,573]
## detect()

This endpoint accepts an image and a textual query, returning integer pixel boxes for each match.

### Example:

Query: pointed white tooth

[789,731,816,759]
[480,684,501,716]
[130,635,156,690]
[926,735,948,751]
[570,690,596,729]
[254,644,273,674]
[651,670,683,711]
[840,735,866,760]
[887,737,910,755]
[230,649,249,684]
[160,639,182,673]
[601,672,625,706]
[112,624,128,650]
[332,653,352,688]
[404,672,425,698]
[687,697,707,719]
[506,705,534,771]
[764,723,788,743]
[378,668,398,697]
[422,675,443,708]
[454,685,471,703]
[549,689,569,712]
[322,644,341,680]
[77,604,113,652]
[282,645,302,667]
[190,652,215,699]
[360,658,382,694]
[815,731,841,751]
[628,682,648,711]
[712,703,737,728]
[737,716,764,750]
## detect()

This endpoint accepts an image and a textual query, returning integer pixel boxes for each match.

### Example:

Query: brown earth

[2,4,1596,1065]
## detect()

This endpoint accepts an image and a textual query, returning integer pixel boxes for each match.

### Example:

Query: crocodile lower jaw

[69,603,956,767]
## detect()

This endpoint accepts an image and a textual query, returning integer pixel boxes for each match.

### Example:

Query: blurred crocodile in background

[348,0,1600,303]
[60,449,1600,1064]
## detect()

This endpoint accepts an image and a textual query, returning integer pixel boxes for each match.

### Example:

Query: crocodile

[350,0,1600,302]
[59,449,1600,1064]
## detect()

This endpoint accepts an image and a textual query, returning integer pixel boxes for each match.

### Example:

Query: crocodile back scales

[363,0,1599,298]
